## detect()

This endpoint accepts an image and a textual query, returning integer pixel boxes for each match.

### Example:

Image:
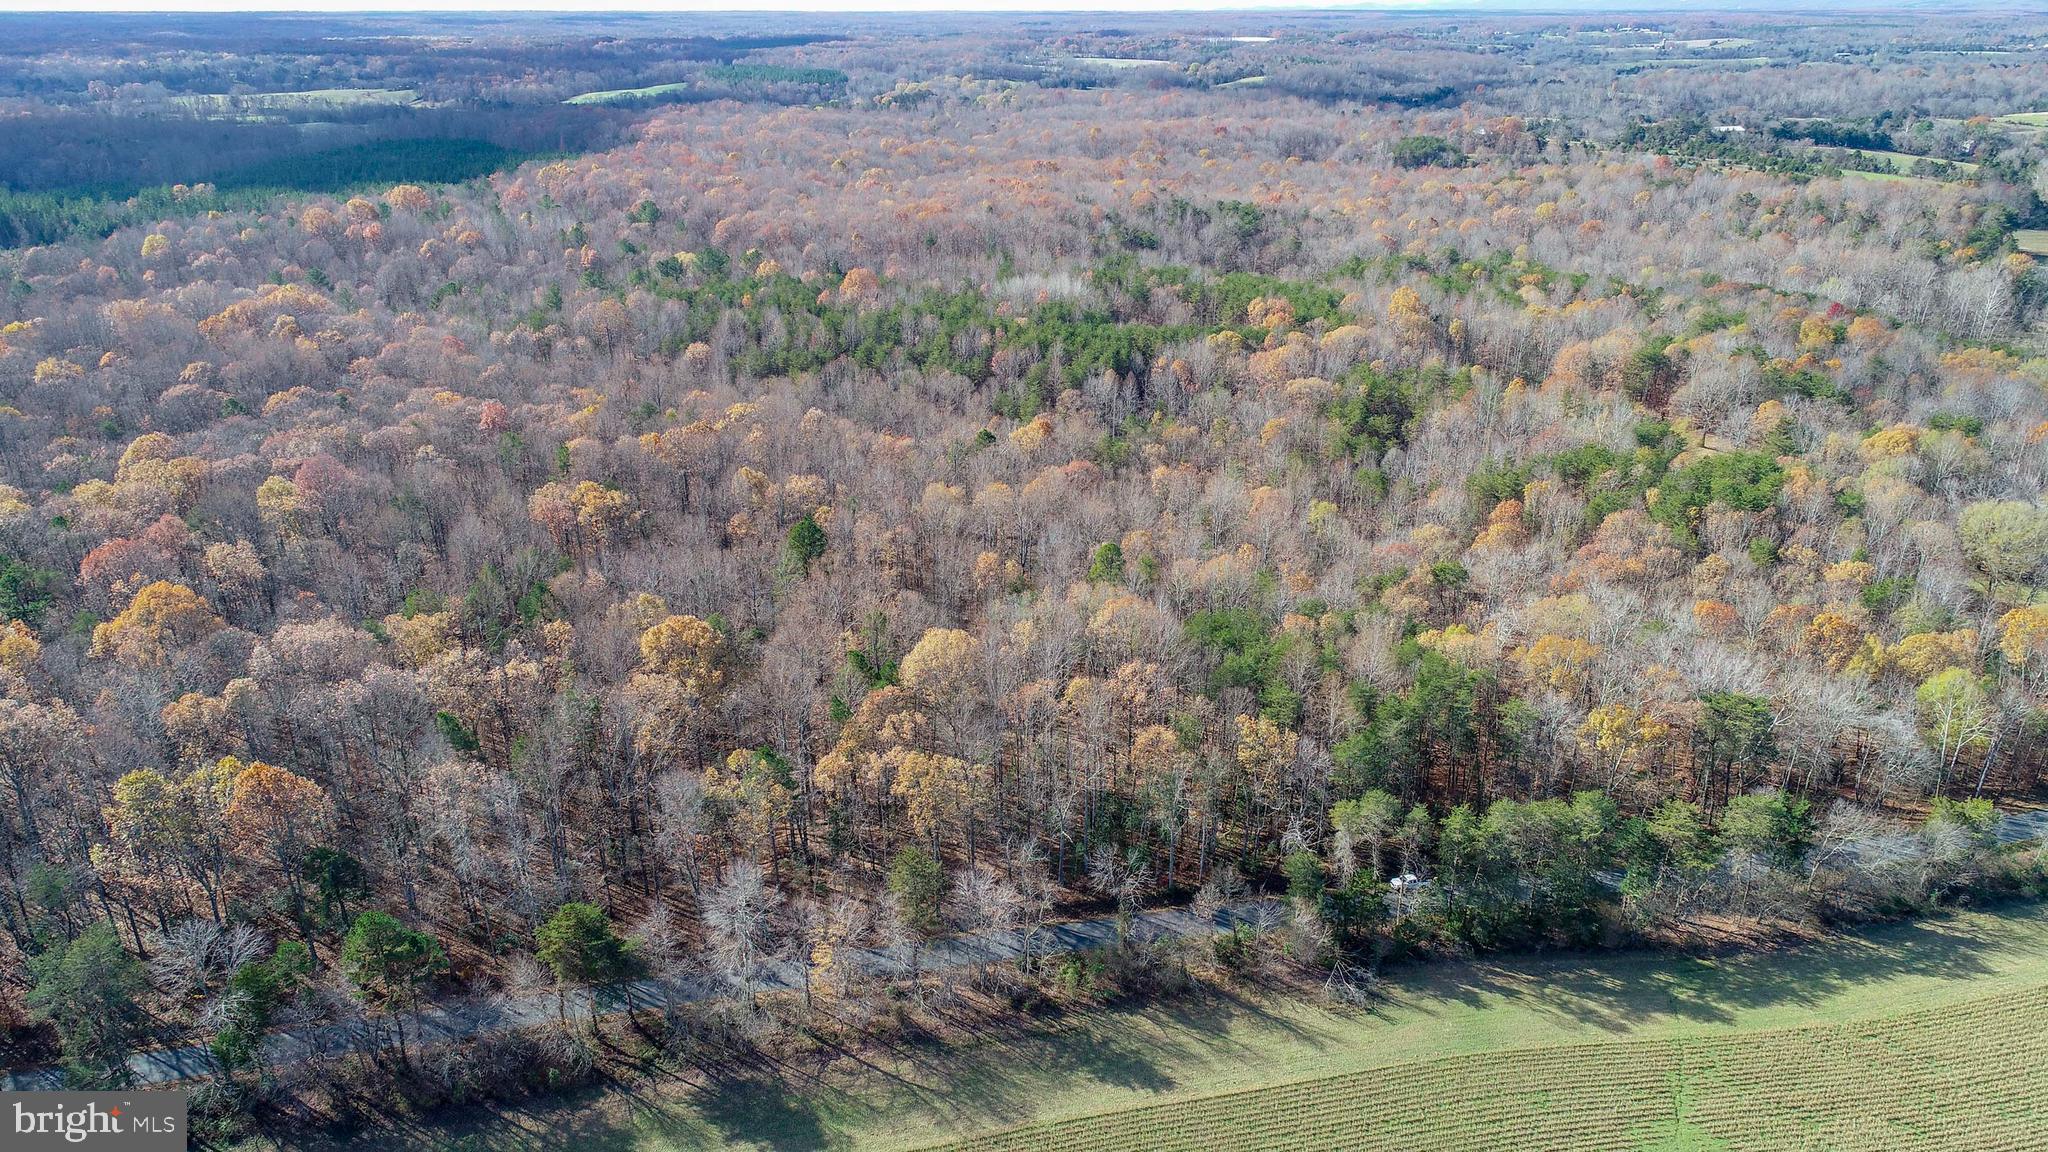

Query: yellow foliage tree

[888,748,978,847]
[708,748,795,865]
[1522,633,1599,695]
[638,614,724,696]
[385,184,432,212]
[1387,285,1430,338]
[1887,629,1978,681]
[90,581,224,668]
[814,685,928,796]
[1859,424,1920,462]
[1009,414,1052,453]
[1577,703,1672,779]
[1803,611,1864,672]
[1233,713,1297,805]
[528,479,633,563]
[382,611,455,668]
[838,267,880,303]
[256,475,305,536]
[1998,605,2048,692]
[899,627,981,701]
[0,620,39,676]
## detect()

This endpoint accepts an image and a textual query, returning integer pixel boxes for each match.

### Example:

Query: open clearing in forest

[169,88,420,112]
[1068,57,1173,69]
[318,901,2048,1152]
[565,82,692,105]
[1838,148,1979,176]
[1841,169,1940,187]
[2013,229,2048,256]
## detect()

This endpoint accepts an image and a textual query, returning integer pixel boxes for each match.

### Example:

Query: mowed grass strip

[930,984,2048,1152]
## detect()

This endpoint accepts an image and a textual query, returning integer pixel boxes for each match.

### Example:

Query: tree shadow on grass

[808,986,1340,1140]
[1048,1023,1179,1095]
[942,983,1324,1063]
[686,1067,844,1152]
[300,1078,653,1152]
[894,1012,1178,1126]
[1392,902,2036,1036]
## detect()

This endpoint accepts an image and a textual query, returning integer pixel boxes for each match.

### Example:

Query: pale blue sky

[0,0,1430,10]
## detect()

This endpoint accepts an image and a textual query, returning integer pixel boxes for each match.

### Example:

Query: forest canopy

[2,7,2047,1117]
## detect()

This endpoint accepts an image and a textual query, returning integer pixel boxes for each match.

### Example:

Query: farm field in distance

[566,83,693,105]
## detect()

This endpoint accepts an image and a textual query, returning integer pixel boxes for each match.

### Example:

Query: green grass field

[2014,229,2048,256]
[1857,149,1977,174]
[1825,149,1978,180]
[924,903,2048,1152]
[936,980,2048,1152]
[565,82,692,105]
[328,902,2048,1152]
[567,66,846,104]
